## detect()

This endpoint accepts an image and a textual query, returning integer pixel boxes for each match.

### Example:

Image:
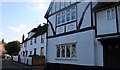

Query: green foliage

[5,40,20,56]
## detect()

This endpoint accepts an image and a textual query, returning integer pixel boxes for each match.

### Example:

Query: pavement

[1,58,44,70]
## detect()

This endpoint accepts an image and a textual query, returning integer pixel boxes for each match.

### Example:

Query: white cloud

[7,23,40,37]
[26,0,51,13]
[0,32,4,36]
[7,24,27,34]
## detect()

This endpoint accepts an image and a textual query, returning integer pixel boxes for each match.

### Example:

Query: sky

[0,0,51,43]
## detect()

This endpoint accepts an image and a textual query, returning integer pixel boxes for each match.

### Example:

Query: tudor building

[19,24,47,65]
[45,1,120,70]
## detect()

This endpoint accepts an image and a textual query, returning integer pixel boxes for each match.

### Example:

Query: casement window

[34,38,36,43]
[71,44,76,57]
[41,34,44,44]
[30,51,32,55]
[34,48,37,55]
[57,46,60,57]
[30,39,32,45]
[26,51,28,57]
[56,43,77,59]
[66,44,70,57]
[107,8,115,20]
[57,6,76,25]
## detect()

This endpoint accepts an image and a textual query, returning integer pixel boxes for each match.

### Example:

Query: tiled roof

[28,28,37,34]
[21,23,48,44]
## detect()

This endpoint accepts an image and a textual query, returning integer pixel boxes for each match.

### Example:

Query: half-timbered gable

[45,1,94,38]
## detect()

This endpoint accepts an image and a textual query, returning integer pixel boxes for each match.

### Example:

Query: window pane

[61,45,65,57]
[66,44,70,57]
[57,14,61,24]
[111,9,115,19]
[71,44,76,57]
[62,12,65,23]
[71,10,76,20]
[30,51,32,55]
[71,7,76,20]
[41,35,44,43]
[57,46,60,57]
[107,10,111,20]
[66,10,70,21]
[34,38,36,43]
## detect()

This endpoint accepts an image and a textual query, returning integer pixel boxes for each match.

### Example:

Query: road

[2,58,44,70]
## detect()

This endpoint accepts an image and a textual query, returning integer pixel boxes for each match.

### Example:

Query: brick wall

[32,55,45,66]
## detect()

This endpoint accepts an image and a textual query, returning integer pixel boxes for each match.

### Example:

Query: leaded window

[61,45,65,57]
[71,44,76,57]
[56,43,77,59]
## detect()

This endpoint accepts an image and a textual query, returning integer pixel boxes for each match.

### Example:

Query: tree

[5,40,20,56]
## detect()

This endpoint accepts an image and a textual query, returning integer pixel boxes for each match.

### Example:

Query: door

[104,44,120,68]
[41,47,44,56]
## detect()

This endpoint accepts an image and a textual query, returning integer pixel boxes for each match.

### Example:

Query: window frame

[56,42,77,60]
[66,9,71,22]
[61,11,66,23]
[57,13,61,25]
[30,38,32,45]
[34,38,37,43]
[41,34,44,44]
[57,6,76,26]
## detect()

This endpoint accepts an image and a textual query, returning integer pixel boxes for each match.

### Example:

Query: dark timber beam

[77,2,91,29]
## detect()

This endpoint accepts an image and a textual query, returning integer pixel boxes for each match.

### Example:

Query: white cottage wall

[47,30,97,66]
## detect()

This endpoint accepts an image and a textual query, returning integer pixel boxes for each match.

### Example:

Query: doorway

[102,43,120,68]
